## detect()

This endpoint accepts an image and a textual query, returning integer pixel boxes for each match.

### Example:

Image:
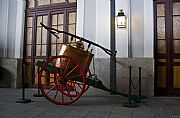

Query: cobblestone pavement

[0,88,180,118]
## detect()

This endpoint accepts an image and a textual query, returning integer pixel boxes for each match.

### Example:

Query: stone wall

[0,58,154,97]
[0,58,22,88]
[84,58,154,97]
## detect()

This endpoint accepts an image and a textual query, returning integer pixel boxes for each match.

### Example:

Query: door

[24,0,77,87]
[154,0,180,96]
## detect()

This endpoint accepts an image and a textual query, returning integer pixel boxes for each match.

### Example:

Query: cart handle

[40,22,116,57]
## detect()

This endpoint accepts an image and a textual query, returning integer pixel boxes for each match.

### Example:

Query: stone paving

[0,88,180,118]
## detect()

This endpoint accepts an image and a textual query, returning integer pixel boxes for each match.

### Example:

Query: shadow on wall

[0,66,12,87]
[0,48,5,58]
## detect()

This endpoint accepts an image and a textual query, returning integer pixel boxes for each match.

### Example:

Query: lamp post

[110,0,116,93]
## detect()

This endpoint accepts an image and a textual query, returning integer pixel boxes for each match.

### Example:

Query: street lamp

[116,9,127,28]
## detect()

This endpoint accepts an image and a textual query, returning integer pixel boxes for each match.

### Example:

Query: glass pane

[157,40,166,54]
[35,66,39,84]
[28,0,35,8]
[173,66,180,88]
[68,12,76,24]
[43,15,48,26]
[37,16,42,26]
[26,45,31,56]
[51,44,56,56]
[174,59,180,62]
[50,74,55,83]
[52,25,57,30]
[158,59,166,62]
[57,34,64,43]
[36,45,41,56]
[173,2,180,15]
[36,27,42,44]
[57,44,62,55]
[41,70,47,84]
[42,28,47,44]
[68,0,76,3]
[35,60,46,84]
[68,24,75,34]
[157,4,165,16]
[58,25,63,31]
[157,17,165,39]
[51,26,57,43]
[68,24,75,42]
[51,35,57,44]
[37,0,50,6]
[58,14,64,25]
[51,0,65,4]
[173,40,180,53]
[173,16,180,39]
[27,28,32,44]
[52,15,58,26]
[157,66,166,87]
[42,45,46,56]
[27,17,33,27]
[57,25,64,43]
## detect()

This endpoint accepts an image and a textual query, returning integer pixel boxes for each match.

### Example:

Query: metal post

[139,67,141,103]
[33,66,43,97]
[138,67,146,100]
[16,63,31,103]
[123,66,137,108]
[22,64,25,99]
[110,0,116,93]
[128,66,132,104]
[128,0,132,58]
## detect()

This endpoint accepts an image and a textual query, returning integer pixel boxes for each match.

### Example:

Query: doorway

[154,0,180,96]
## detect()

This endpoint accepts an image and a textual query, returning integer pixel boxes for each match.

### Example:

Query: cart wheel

[38,55,86,105]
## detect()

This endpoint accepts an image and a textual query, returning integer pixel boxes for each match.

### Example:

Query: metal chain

[131,78,139,89]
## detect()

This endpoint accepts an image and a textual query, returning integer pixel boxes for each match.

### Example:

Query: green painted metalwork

[36,60,140,103]
[75,75,140,103]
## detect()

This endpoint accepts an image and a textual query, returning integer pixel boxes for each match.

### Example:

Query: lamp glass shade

[116,9,126,28]
[117,15,126,28]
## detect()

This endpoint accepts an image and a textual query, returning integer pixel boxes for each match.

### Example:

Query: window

[27,0,76,8]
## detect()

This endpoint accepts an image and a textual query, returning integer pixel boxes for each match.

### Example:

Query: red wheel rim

[38,55,86,105]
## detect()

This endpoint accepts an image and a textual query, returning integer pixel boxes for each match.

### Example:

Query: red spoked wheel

[38,55,86,105]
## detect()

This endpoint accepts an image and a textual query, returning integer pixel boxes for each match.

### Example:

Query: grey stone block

[86,58,154,97]
[0,58,22,88]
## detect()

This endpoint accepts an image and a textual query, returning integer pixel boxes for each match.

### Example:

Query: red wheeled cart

[36,23,139,105]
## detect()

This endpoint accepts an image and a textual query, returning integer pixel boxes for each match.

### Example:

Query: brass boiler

[58,41,94,74]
